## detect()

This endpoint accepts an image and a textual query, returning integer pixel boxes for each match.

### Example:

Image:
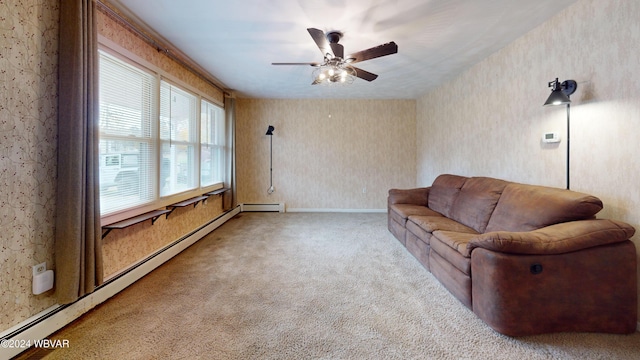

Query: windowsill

[101,182,225,226]
[101,209,171,239]
[100,186,229,240]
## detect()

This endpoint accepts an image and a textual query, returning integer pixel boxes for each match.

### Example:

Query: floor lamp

[544,78,577,190]
[266,125,275,194]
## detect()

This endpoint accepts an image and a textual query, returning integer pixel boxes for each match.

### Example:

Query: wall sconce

[544,78,577,189]
[265,125,275,194]
[544,78,577,106]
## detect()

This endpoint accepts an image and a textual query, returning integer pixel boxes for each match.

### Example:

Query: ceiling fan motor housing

[326,31,343,44]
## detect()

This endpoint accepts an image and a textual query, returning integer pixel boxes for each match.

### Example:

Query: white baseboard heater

[240,203,285,212]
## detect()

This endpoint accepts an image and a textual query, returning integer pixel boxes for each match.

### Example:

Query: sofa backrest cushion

[485,183,603,233]
[449,177,509,233]
[428,174,468,217]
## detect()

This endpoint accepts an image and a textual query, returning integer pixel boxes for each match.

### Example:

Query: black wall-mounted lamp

[544,78,577,190]
[266,125,275,194]
[544,78,577,106]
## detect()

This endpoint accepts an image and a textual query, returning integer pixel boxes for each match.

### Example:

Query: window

[200,100,225,186]
[160,82,198,196]
[98,52,156,214]
[98,49,225,218]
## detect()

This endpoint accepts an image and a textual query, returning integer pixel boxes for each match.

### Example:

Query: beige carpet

[38,212,640,359]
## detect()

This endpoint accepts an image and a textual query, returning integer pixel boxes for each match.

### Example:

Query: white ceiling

[111,0,578,99]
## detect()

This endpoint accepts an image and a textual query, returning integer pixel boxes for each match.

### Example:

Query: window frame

[159,79,200,197]
[200,99,226,187]
[98,37,225,226]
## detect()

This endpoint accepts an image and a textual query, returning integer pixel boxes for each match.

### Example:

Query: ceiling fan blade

[347,42,398,64]
[352,66,378,82]
[307,28,333,58]
[272,62,321,66]
[330,43,344,59]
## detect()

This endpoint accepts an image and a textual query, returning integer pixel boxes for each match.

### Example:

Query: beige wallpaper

[102,196,225,278]
[0,0,59,330]
[236,99,416,210]
[416,0,640,319]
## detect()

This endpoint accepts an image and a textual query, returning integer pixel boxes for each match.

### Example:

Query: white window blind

[98,45,227,220]
[98,51,157,215]
[159,81,198,196]
[200,100,225,186]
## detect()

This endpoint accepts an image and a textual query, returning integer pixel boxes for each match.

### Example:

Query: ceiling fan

[272,28,398,85]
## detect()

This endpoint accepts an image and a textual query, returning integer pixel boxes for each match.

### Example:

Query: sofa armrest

[467,219,635,255]
[471,241,638,336]
[388,187,430,206]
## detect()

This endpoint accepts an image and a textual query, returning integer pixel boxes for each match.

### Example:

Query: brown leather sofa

[388,174,638,336]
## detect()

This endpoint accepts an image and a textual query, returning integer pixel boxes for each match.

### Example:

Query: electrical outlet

[33,262,46,277]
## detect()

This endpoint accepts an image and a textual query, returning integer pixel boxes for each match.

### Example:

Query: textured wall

[416,0,640,318]
[236,99,416,210]
[0,0,59,331]
[102,196,224,278]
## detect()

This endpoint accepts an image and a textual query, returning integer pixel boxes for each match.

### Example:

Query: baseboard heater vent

[240,203,285,212]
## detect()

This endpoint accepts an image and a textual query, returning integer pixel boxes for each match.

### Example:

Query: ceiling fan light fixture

[312,63,356,85]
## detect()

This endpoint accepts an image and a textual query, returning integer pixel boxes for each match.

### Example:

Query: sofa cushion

[388,187,430,206]
[405,220,435,245]
[485,183,603,233]
[449,177,509,233]
[431,230,478,258]
[389,204,442,226]
[430,233,473,275]
[427,174,468,218]
[407,215,477,239]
